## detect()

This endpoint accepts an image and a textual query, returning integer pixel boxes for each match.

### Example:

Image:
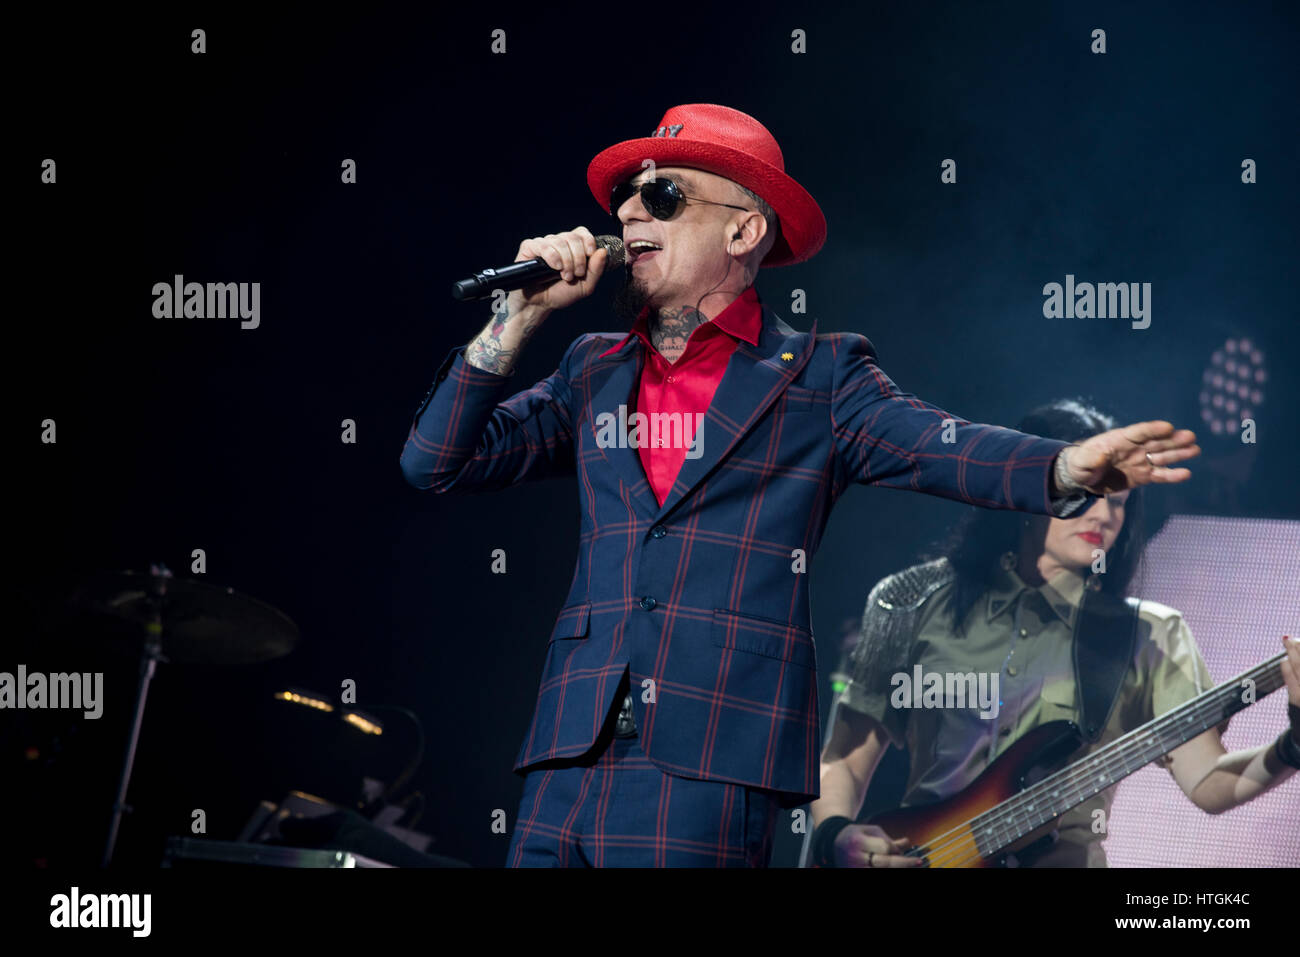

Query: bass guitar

[867,651,1287,867]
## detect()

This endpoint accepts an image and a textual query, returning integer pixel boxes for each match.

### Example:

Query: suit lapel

[586,339,662,518]
[653,308,817,521]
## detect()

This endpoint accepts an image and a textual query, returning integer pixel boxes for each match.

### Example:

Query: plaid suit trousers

[506,672,782,867]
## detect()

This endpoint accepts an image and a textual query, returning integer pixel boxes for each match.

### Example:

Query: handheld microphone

[451,235,625,301]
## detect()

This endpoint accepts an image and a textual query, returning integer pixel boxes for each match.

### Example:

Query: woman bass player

[807,399,1300,868]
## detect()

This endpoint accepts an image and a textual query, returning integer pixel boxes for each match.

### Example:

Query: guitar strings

[900,654,1285,868]
[968,656,1286,857]
[917,657,1284,867]
[918,657,1284,867]
[915,678,1263,867]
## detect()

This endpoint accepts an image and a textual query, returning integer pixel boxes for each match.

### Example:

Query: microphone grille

[595,234,625,269]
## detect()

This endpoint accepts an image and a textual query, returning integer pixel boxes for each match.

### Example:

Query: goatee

[611,269,652,325]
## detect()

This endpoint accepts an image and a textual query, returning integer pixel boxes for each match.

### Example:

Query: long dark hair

[927,398,1147,632]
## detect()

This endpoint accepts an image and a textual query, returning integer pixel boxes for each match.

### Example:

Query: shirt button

[640,596,657,611]
[650,525,667,539]
[1019,628,1028,638]
[1000,726,1012,736]
[666,375,676,383]
[1007,665,1018,676]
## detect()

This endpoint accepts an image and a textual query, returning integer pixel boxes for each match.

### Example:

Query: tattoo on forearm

[466,306,530,374]
[650,306,708,363]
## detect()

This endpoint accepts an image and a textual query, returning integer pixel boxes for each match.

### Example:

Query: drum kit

[48,563,461,867]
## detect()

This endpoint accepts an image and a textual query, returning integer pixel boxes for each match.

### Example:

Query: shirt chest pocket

[1038,680,1079,720]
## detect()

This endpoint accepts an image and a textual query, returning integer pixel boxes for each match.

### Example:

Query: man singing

[399,104,1200,867]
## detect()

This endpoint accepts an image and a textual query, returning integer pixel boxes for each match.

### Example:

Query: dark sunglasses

[610,177,753,221]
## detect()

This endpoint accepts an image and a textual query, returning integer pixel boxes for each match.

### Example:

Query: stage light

[1199,337,1267,437]
[275,689,335,712]
[274,689,383,735]
[342,711,384,736]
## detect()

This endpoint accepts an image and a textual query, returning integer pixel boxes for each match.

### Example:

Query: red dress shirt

[598,286,763,505]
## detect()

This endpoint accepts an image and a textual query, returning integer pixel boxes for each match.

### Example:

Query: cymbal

[67,570,300,665]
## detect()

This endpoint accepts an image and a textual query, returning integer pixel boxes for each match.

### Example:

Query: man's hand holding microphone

[463,227,614,376]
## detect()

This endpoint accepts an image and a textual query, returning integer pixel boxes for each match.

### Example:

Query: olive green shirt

[838,561,1222,867]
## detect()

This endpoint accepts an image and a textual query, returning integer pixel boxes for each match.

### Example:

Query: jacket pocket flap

[549,602,591,641]
[711,608,815,667]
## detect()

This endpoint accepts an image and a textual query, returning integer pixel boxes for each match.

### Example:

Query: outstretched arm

[830,334,1079,515]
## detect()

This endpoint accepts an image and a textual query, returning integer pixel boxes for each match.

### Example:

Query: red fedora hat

[587,104,826,268]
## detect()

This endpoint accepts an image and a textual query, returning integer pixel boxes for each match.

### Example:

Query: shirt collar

[597,285,763,359]
[1041,566,1087,625]
[985,555,1087,627]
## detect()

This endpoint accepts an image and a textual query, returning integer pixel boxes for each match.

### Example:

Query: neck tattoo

[649,306,708,363]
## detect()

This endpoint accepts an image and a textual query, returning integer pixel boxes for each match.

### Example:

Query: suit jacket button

[650,525,667,539]
[640,596,657,611]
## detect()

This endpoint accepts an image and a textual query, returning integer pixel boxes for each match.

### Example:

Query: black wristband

[1276,727,1300,771]
[811,816,853,867]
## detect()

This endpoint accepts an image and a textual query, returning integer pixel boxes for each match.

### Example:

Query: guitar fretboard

[969,652,1286,859]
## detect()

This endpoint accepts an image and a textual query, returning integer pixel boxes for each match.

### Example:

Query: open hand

[1063,420,1200,494]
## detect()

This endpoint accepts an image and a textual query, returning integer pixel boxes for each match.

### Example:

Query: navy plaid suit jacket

[400,301,1073,806]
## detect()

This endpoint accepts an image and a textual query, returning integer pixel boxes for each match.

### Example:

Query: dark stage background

[11,1,1298,869]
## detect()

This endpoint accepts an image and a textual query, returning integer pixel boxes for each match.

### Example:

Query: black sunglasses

[610,177,753,221]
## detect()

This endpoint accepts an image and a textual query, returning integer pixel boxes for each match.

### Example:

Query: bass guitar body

[866,720,1085,868]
